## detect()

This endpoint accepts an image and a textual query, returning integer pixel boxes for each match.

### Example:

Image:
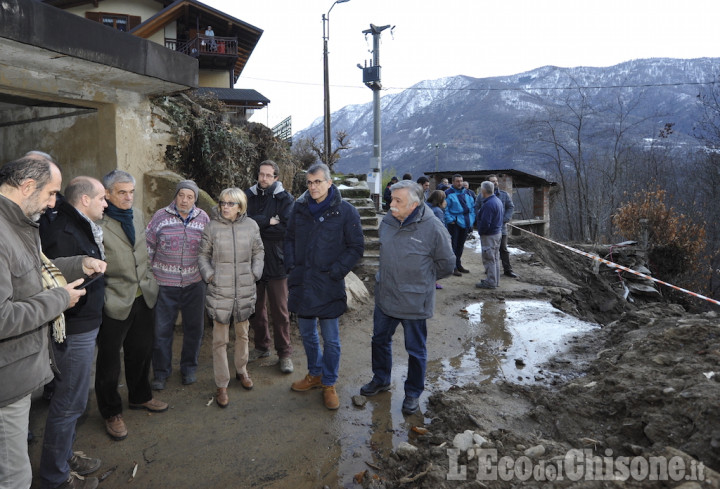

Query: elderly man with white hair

[475,180,504,289]
[360,180,454,415]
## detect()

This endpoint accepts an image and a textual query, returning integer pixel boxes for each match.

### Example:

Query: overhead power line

[241,76,718,92]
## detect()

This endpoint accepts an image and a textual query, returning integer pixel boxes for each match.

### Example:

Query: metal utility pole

[360,23,391,197]
[322,0,350,166]
[428,143,447,173]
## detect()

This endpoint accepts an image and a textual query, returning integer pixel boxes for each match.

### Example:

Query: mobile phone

[77,272,103,289]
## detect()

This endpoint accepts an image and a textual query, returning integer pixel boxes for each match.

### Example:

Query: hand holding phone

[77,272,103,289]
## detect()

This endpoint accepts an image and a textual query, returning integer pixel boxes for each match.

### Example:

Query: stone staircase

[337,179,380,277]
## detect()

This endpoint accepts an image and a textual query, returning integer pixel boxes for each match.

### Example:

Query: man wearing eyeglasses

[285,163,364,410]
[245,161,295,373]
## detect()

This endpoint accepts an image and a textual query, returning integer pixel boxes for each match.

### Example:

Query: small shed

[423,169,556,236]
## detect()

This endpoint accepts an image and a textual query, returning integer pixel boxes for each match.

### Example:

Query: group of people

[0,153,470,489]
[387,172,517,290]
[427,173,516,289]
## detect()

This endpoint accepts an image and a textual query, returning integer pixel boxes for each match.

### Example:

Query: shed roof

[424,169,556,188]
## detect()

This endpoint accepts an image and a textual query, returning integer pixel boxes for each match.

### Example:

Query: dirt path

[28,233,717,488]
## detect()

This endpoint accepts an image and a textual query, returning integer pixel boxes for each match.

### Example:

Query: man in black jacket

[39,177,108,489]
[245,161,295,373]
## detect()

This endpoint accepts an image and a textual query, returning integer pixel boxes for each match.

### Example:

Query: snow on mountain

[295,58,719,176]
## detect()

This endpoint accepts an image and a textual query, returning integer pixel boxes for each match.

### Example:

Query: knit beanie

[176,180,199,199]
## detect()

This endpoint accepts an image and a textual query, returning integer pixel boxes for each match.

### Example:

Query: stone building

[0,0,267,211]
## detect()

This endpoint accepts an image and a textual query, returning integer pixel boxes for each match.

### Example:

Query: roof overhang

[129,0,262,82]
[424,169,556,188]
[1,0,198,94]
[194,87,269,108]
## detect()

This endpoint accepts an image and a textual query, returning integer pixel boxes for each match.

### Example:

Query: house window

[85,12,141,31]
[102,14,128,31]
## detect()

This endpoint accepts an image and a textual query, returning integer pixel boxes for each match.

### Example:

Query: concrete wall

[1,0,198,216]
[199,70,231,88]
[0,92,168,215]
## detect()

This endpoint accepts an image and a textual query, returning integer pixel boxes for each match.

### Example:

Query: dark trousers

[370,306,427,398]
[500,234,512,273]
[39,329,98,488]
[95,296,154,419]
[250,278,292,358]
[447,223,468,269]
[152,281,206,380]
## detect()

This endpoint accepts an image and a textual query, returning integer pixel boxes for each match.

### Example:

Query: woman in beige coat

[199,188,264,407]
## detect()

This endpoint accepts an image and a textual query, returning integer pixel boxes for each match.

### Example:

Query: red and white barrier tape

[508,224,720,306]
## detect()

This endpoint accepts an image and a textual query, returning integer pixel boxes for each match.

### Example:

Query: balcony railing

[166,35,238,57]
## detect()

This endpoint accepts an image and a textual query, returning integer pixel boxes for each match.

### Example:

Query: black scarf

[308,185,335,221]
[105,202,135,245]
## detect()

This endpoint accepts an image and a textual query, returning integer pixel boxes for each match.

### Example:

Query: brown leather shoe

[128,398,168,413]
[236,372,253,390]
[291,373,322,392]
[105,414,127,441]
[216,387,229,408]
[322,385,339,410]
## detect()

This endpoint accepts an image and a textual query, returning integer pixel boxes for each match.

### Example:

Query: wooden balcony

[166,36,238,69]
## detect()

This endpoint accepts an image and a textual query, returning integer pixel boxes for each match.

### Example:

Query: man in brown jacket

[0,153,105,489]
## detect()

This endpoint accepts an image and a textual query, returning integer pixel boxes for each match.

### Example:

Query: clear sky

[208,0,720,133]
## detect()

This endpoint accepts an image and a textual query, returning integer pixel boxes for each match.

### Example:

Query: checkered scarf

[79,211,105,259]
[40,253,67,343]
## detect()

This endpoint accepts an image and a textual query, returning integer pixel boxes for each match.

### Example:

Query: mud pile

[365,238,720,489]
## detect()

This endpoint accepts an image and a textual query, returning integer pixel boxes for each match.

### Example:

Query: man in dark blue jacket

[39,177,108,489]
[246,160,295,373]
[285,163,364,410]
[475,181,503,289]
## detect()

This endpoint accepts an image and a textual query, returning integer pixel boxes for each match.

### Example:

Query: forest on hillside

[520,78,720,305]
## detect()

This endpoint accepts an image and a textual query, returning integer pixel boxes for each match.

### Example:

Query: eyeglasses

[306,179,327,187]
[219,201,239,207]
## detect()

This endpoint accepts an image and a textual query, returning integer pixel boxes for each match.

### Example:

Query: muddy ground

[27,233,720,488]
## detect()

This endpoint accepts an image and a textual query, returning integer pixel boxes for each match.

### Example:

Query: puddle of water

[464,231,528,257]
[431,300,599,388]
[334,299,598,486]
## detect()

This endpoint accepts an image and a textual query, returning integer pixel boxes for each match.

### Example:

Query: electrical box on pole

[359,23,393,199]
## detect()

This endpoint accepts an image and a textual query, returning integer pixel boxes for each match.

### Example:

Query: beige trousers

[212,319,249,388]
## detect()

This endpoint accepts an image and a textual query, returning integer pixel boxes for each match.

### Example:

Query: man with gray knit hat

[146,179,209,389]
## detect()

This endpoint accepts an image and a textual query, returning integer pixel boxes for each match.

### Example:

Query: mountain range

[295,58,719,178]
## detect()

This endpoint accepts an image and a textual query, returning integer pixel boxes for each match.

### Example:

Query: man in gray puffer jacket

[359,180,455,415]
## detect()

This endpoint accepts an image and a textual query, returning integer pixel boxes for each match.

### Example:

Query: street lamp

[323,0,350,166]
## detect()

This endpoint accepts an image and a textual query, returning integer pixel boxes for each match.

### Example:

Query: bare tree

[526,82,596,241]
[295,131,352,172]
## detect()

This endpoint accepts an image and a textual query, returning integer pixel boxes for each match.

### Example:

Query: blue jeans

[152,281,206,380]
[297,317,340,386]
[39,329,98,488]
[371,306,428,398]
[0,394,31,489]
